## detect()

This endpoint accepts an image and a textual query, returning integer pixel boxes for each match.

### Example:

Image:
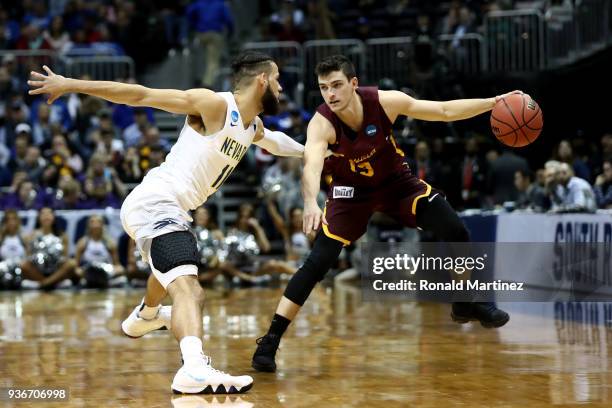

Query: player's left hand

[28,65,68,104]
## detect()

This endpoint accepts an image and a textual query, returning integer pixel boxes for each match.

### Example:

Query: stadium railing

[365,37,414,87]
[484,9,546,72]
[63,56,135,81]
[0,50,135,82]
[437,33,485,76]
[0,50,64,78]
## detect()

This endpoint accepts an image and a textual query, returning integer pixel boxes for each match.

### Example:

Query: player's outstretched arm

[254,128,304,157]
[379,89,522,123]
[28,65,223,116]
[302,113,334,234]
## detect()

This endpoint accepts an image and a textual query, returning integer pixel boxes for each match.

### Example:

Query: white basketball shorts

[120,182,198,288]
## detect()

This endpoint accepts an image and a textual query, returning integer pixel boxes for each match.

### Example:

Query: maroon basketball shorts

[323,172,437,245]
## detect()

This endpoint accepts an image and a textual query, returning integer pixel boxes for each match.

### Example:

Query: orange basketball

[490,93,543,147]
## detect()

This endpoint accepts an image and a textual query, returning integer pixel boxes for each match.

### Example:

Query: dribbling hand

[28,65,68,104]
[495,90,524,103]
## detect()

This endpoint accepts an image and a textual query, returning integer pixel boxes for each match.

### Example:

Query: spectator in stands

[193,205,224,242]
[269,0,306,43]
[20,207,78,289]
[84,152,126,208]
[41,133,83,188]
[2,101,30,148]
[75,215,126,288]
[15,24,51,51]
[118,146,142,183]
[601,133,612,163]
[410,140,440,187]
[95,128,124,163]
[141,145,167,176]
[126,238,151,283]
[263,196,310,275]
[207,203,272,286]
[123,107,150,148]
[7,129,31,173]
[0,65,21,102]
[23,1,51,31]
[0,209,28,265]
[229,203,271,254]
[551,162,596,213]
[186,0,234,87]
[53,176,90,210]
[31,104,55,146]
[43,15,71,54]
[594,158,612,209]
[460,137,487,209]
[142,126,171,153]
[0,7,20,49]
[2,178,46,210]
[261,157,303,220]
[112,98,155,131]
[306,0,336,40]
[514,169,549,211]
[20,146,46,184]
[554,139,591,181]
[488,148,530,204]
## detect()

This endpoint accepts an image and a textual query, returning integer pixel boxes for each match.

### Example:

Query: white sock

[180,336,204,364]
[137,299,160,320]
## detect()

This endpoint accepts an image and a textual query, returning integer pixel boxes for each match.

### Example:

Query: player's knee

[168,274,205,306]
[283,233,344,305]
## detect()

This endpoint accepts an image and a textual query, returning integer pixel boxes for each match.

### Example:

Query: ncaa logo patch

[231,110,239,123]
[333,186,354,199]
[366,125,377,137]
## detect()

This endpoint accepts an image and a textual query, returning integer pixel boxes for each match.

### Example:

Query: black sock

[268,314,291,337]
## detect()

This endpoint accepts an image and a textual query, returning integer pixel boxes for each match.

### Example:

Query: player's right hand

[303,202,326,234]
[28,65,67,104]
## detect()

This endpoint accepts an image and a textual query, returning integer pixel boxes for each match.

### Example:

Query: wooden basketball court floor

[1,285,611,407]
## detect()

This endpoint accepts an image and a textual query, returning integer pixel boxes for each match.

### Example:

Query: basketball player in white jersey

[28,51,304,394]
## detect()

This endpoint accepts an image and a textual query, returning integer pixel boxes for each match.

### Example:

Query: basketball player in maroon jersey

[253,55,520,372]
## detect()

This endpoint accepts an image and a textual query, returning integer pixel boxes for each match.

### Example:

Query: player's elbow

[131,85,152,106]
[439,102,454,122]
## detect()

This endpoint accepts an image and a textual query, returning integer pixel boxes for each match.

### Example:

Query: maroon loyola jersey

[318,87,408,190]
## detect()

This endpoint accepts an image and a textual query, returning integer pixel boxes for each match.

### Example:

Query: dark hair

[516,168,533,182]
[315,55,356,80]
[35,206,63,236]
[231,51,274,89]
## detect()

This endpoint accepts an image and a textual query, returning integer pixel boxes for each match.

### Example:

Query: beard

[261,84,280,115]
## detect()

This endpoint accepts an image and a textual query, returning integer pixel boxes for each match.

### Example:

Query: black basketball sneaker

[451,302,510,328]
[251,334,281,372]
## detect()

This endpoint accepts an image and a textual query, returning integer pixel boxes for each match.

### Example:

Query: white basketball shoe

[172,355,253,394]
[121,304,172,338]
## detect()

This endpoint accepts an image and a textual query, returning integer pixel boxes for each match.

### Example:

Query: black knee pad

[150,231,199,273]
[283,232,344,306]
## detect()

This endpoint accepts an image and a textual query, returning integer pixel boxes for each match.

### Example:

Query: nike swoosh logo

[230,123,237,127]
[187,372,206,382]
[427,193,439,203]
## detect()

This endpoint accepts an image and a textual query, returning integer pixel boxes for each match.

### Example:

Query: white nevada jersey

[142,92,256,211]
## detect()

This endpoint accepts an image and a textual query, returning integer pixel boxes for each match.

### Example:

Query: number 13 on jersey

[349,159,374,177]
